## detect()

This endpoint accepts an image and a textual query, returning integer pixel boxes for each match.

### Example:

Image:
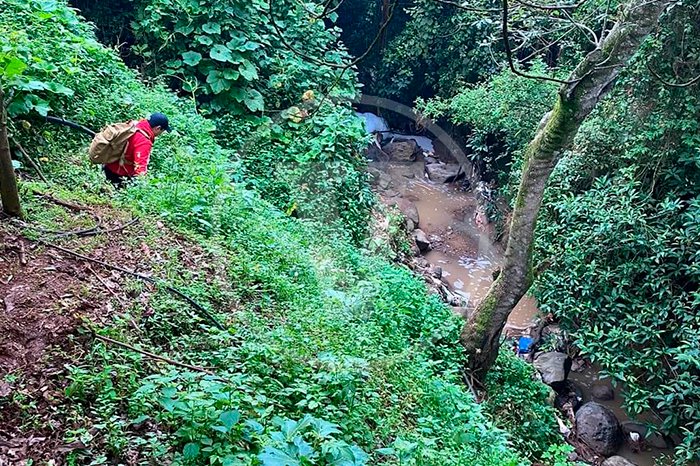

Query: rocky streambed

[360,113,674,466]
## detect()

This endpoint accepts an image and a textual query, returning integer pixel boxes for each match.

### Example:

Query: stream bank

[360,112,674,466]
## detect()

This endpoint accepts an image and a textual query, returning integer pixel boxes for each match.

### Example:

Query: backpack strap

[135,128,153,141]
[118,127,153,167]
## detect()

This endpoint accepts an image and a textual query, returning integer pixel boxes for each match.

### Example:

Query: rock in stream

[533,351,570,385]
[575,402,623,456]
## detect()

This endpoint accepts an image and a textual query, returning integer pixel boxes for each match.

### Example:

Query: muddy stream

[370,154,672,466]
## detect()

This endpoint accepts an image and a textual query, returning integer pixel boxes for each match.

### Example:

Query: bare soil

[0,200,231,464]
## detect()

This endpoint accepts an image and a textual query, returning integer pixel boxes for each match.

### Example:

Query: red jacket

[105,119,154,177]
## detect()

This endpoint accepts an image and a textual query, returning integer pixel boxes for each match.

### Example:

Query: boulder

[366,142,387,161]
[367,166,381,180]
[377,173,392,190]
[591,380,615,401]
[601,456,637,466]
[396,198,420,231]
[413,229,430,253]
[415,257,429,268]
[533,351,569,385]
[622,422,670,449]
[424,156,439,165]
[383,140,418,162]
[428,265,442,279]
[425,163,465,183]
[575,402,623,456]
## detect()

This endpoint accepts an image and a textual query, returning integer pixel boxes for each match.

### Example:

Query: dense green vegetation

[0,0,571,464]
[71,0,373,241]
[341,0,699,463]
[533,34,700,463]
[3,0,699,463]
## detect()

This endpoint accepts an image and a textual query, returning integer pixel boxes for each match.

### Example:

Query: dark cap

[147,112,170,131]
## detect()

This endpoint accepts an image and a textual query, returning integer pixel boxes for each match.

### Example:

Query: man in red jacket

[103,112,170,187]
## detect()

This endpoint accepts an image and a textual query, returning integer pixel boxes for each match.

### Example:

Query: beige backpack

[88,122,144,165]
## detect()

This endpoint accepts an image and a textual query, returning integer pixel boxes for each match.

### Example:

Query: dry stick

[52,218,139,239]
[18,240,27,266]
[512,0,588,10]
[87,264,143,333]
[39,193,90,212]
[13,142,49,184]
[12,215,103,238]
[87,264,122,301]
[36,239,226,330]
[18,216,139,239]
[93,333,217,376]
[432,0,500,13]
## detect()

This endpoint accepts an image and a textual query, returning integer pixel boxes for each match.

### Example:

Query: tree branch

[512,0,588,10]
[561,9,599,45]
[432,0,500,13]
[267,0,398,69]
[93,333,217,376]
[647,65,700,87]
[503,0,577,84]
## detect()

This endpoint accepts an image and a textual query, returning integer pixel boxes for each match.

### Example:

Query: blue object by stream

[518,336,533,354]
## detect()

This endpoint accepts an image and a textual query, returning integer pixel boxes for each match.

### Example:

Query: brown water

[374,159,538,332]
[373,158,674,466]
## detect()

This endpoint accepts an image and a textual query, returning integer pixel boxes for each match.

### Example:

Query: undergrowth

[0,0,565,464]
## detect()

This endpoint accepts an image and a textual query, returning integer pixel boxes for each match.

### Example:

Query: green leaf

[245,419,264,434]
[7,97,31,116]
[241,41,261,51]
[258,447,301,466]
[2,57,27,78]
[228,86,246,102]
[223,69,240,80]
[210,45,233,63]
[182,51,203,66]
[17,80,48,91]
[183,442,200,459]
[244,89,264,112]
[196,35,214,46]
[159,396,176,412]
[202,22,221,34]
[222,455,242,466]
[11,159,22,170]
[219,410,241,429]
[206,70,230,94]
[29,98,51,116]
[238,60,258,81]
[45,82,74,96]
[165,59,182,69]
[174,23,195,35]
[328,12,339,22]
[312,419,340,438]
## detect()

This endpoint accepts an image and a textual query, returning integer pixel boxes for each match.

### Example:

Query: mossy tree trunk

[0,85,22,218]
[461,0,672,380]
